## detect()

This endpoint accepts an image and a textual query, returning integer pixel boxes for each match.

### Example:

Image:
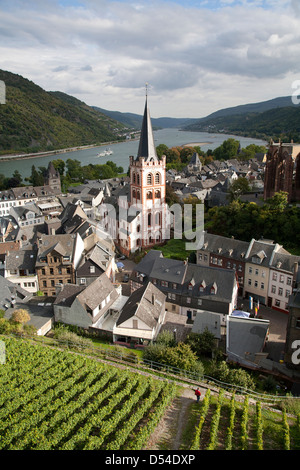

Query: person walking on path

[194,387,201,403]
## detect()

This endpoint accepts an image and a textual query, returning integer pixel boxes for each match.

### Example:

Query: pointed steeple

[136,96,158,162]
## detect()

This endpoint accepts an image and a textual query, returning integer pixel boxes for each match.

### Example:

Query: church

[264,140,300,202]
[104,97,170,256]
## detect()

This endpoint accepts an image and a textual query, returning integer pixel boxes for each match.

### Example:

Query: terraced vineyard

[187,389,300,450]
[1,336,300,451]
[0,337,177,450]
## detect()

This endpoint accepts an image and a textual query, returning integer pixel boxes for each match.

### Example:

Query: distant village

[0,101,300,386]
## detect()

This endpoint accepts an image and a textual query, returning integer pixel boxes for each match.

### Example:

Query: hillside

[93,106,198,130]
[184,98,300,142]
[1,336,299,451]
[0,70,126,155]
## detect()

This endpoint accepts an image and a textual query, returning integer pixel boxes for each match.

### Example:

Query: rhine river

[0,129,267,179]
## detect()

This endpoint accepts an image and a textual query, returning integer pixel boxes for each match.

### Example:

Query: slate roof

[270,251,300,274]
[36,234,76,265]
[54,284,85,307]
[0,275,32,310]
[116,282,165,329]
[198,231,249,260]
[136,98,159,163]
[77,272,118,311]
[5,247,37,272]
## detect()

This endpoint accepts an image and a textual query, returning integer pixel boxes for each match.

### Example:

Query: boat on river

[97,148,113,157]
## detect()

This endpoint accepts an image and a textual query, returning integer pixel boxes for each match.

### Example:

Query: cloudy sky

[1,0,300,118]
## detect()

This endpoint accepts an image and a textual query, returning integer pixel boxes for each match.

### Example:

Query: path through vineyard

[145,386,201,450]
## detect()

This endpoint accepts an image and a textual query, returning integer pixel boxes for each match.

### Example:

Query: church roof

[136,98,158,162]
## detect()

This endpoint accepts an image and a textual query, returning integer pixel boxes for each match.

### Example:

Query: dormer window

[210,282,217,295]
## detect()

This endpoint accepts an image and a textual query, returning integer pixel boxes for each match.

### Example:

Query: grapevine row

[190,389,211,450]
[206,389,225,450]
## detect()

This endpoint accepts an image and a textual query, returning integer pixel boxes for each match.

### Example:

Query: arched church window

[147,173,153,185]
[155,190,161,198]
[137,174,140,185]
[133,172,136,184]
[136,190,140,200]
[132,189,136,199]
[148,213,152,226]
[155,212,161,225]
[147,191,153,200]
[155,173,160,184]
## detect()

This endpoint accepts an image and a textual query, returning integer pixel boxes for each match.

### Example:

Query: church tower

[128,95,167,252]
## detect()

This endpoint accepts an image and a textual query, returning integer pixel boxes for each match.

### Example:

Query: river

[0,129,267,178]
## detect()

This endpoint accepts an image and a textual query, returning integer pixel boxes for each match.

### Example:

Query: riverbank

[0,138,136,161]
[183,142,212,147]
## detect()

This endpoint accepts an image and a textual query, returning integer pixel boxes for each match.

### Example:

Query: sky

[1,0,300,118]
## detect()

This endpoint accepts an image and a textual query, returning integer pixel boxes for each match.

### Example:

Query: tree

[213,138,240,161]
[66,159,82,180]
[186,329,217,357]
[52,159,65,176]
[11,309,30,324]
[229,177,251,201]
[29,165,44,186]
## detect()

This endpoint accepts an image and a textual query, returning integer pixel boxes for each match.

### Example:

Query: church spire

[136,87,158,162]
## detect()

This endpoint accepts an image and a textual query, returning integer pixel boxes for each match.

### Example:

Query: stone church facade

[264,141,300,202]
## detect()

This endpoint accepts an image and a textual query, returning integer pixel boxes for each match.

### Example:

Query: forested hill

[183,99,300,143]
[0,70,126,155]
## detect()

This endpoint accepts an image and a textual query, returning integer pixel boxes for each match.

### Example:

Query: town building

[131,250,238,320]
[35,233,82,297]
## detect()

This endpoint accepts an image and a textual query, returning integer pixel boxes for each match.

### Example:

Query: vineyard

[0,337,177,450]
[1,336,300,451]
[187,388,300,450]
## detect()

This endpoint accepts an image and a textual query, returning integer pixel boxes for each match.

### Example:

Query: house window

[197,299,202,306]
[271,285,276,293]
[278,288,283,296]
[273,273,277,281]
[249,267,252,274]
[187,297,191,304]
[198,253,202,261]
[255,268,259,276]
[254,280,258,288]
[173,283,177,289]
[90,266,95,274]
[161,280,168,287]
[80,278,86,285]
[261,282,264,289]
[275,299,280,307]
[287,277,292,286]
[285,290,291,298]
[280,275,284,283]
[248,279,252,286]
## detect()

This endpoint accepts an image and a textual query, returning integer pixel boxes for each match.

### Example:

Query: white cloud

[0,0,299,117]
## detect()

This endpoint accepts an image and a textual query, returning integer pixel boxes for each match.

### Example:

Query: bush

[144,341,203,374]
[54,328,93,350]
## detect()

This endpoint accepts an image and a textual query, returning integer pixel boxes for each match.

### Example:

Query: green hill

[184,98,300,142]
[0,70,126,155]
[93,106,198,130]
